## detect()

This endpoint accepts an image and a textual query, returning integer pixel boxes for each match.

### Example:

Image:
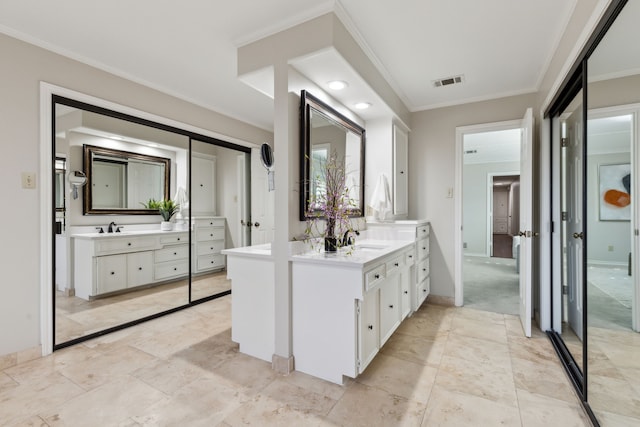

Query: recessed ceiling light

[328,80,348,90]
[354,102,371,110]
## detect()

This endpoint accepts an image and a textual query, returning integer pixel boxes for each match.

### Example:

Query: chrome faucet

[108,221,117,233]
[342,229,360,246]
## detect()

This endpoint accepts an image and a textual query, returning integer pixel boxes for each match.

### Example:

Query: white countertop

[290,239,414,268]
[222,243,272,259]
[71,229,188,239]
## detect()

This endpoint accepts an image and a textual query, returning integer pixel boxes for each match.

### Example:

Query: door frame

[454,119,524,307]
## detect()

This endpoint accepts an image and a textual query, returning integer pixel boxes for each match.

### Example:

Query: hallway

[0,296,589,426]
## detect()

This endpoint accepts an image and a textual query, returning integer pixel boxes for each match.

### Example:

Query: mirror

[260,143,274,169]
[586,0,640,423]
[83,145,170,214]
[299,90,365,220]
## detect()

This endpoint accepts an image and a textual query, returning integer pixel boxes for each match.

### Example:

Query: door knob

[573,232,583,239]
[518,231,526,237]
[254,222,260,228]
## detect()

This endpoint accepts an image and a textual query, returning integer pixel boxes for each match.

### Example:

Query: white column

[271,61,294,373]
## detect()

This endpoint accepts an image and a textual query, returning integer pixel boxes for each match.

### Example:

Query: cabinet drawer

[365,264,386,291]
[159,233,188,245]
[405,249,416,266]
[127,251,154,287]
[385,255,404,276]
[154,260,189,281]
[417,225,429,238]
[95,237,156,254]
[417,276,430,307]
[197,240,225,256]
[417,258,429,283]
[197,254,226,271]
[417,238,429,260]
[195,218,225,228]
[196,227,225,242]
[155,245,188,263]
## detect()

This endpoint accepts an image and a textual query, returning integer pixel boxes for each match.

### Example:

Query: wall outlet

[463,242,468,249]
[608,245,614,252]
[447,187,454,198]
[21,172,36,189]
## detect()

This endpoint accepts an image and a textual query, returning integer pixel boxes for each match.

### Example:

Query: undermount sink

[355,243,389,251]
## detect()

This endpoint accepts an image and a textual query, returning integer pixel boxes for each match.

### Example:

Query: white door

[250,148,274,245]
[519,108,534,337]
[565,109,584,340]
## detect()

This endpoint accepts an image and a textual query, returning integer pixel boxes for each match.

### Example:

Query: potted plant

[304,151,357,252]
[143,198,180,230]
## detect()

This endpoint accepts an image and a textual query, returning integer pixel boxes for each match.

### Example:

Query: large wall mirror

[52,94,250,350]
[299,90,365,220]
[83,144,171,215]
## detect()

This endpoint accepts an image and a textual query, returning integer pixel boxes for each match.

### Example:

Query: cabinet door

[359,290,379,374]
[127,251,154,287]
[400,268,411,319]
[393,125,409,216]
[96,254,127,294]
[191,154,216,215]
[380,275,401,345]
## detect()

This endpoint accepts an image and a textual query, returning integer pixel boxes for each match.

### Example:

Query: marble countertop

[290,239,414,268]
[222,243,272,259]
[71,229,188,239]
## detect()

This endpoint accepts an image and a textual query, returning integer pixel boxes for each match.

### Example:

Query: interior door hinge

[636,229,639,236]
[561,211,568,221]
[562,285,568,295]
[561,137,568,147]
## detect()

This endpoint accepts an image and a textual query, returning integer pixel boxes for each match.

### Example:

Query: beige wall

[409,93,538,298]
[0,32,271,357]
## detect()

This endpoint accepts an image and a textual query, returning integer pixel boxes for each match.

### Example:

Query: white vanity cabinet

[291,241,414,384]
[73,231,188,300]
[366,220,430,312]
[192,216,226,273]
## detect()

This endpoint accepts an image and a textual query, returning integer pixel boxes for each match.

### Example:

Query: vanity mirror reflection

[52,95,247,349]
[299,90,365,220]
[83,144,170,214]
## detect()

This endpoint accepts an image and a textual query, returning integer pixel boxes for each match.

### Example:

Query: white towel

[370,174,392,220]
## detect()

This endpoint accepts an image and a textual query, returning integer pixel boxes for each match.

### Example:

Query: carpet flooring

[463,256,519,316]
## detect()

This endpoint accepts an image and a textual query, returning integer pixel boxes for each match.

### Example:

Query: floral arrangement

[304,150,358,252]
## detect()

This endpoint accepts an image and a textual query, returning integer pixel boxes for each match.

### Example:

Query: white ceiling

[0,0,578,130]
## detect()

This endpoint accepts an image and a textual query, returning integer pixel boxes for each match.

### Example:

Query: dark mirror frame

[83,144,171,215]
[299,90,365,221]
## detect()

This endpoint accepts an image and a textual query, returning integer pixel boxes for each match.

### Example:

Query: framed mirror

[299,90,365,220]
[83,144,171,215]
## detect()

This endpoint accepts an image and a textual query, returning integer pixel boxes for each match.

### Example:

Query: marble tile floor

[55,271,231,345]
[2,297,592,426]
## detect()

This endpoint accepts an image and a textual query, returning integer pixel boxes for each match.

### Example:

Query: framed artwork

[599,163,631,221]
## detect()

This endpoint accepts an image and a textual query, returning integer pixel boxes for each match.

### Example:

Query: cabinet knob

[400,170,404,174]
[394,262,399,267]
[368,325,373,330]
[174,267,177,271]
[374,274,380,279]
[210,234,214,237]
[200,184,204,187]
[110,272,115,275]
[408,255,413,258]
[210,247,214,250]
[404,291,408,294]
[138,267,142,271]
[423,289,427,293]
[128,243,132,246]
[422,247,426,250]
[177,238,181,241]
[388,305,394,309]
[423,268,427,272]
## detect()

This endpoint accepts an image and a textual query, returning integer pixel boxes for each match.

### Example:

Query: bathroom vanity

[291,239,416,384]
[72,230,189,300]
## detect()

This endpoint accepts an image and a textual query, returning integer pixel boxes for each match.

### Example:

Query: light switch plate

[22,172,36,189]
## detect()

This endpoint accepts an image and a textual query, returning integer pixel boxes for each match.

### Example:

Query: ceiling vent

[433,74,465,88]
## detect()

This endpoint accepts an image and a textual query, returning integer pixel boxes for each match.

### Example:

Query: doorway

[460,127,522,316]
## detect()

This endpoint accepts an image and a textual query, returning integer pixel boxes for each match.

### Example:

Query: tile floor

[1,297,592,426]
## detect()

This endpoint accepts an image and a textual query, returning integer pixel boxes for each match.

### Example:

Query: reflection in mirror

[559,90,585,375]
[84,145,170,213]
[190,139,233,302]
[300,90,365,220]
[53,99,190,346]
[586,0,640,423]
